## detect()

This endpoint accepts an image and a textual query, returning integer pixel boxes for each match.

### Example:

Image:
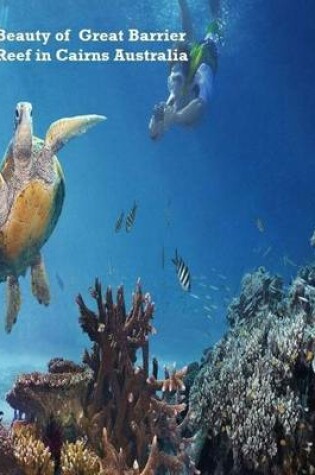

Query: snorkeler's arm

[163,99,205,128]
[149,98,204,138]
[172,98,205,125]
[149,102,167,140]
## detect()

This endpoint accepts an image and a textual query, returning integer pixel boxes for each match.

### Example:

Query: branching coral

[76,279,196,473]
[188,266,315,474]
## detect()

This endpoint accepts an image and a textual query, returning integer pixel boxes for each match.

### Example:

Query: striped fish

[114,211,124,233]
[125,202,138,232]
[172,249,191,291]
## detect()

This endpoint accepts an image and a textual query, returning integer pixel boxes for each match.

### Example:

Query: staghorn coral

[76,279,197,474]
[187,266,315,474]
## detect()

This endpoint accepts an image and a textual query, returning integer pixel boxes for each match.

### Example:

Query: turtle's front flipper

[37,114,106,182]
[45,114,106,155]
[6,275,21,333]
[31,253,50,306]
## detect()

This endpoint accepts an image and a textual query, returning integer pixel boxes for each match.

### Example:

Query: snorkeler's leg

[0,1,9,29]
[31,252,50,306]
[178,0,194,42]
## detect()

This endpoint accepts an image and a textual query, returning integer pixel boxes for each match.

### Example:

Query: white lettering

[0,29,51,46]
[56,48,110,62]
[78,29,124,42]
[0,48,32,61]
[128,29,187,42]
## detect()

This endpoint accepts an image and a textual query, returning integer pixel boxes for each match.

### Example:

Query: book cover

[0,0,314,474]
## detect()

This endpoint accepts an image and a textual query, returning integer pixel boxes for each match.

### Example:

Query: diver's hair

[168,41,191,76]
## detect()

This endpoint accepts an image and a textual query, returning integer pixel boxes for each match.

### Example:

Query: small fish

[126,202,138,233]
[283,255,297,267]
[298,296,309,303]
[218,274,227,280]
[172,249,191,292]
[256,218,265,233]
[210,304,218,310]
[209,284,219,291]
[190,293,200,300]
[161,245,165,270]
[203,305,212,312]
[114,211,124,233]
[262,246,272,258]
[205,295,212,300]
[165,197,172,227]
[107,259,115,276]
[198,282,207,288]
[56,273,64,291]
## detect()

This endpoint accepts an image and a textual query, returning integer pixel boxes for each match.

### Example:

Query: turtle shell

[0,137,65,280]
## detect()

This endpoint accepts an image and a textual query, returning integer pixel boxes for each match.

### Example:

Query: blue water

[0,0,314,420]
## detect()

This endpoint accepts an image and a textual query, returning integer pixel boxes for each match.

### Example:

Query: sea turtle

[0,102,105,333]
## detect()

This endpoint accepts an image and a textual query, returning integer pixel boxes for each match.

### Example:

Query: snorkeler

[149,0,222,140]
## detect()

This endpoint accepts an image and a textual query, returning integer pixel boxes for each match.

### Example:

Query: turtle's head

[13,102,33,162]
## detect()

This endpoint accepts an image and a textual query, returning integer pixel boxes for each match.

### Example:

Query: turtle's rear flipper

[31,253,50,306]
[6,275,21,333]
[45,114,106,155]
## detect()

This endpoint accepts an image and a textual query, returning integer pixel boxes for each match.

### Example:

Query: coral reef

[7,359,93,436]
[8,263,315,474]
[6,279,197,474]
[9,263,315,474]
[187,266,315,474]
